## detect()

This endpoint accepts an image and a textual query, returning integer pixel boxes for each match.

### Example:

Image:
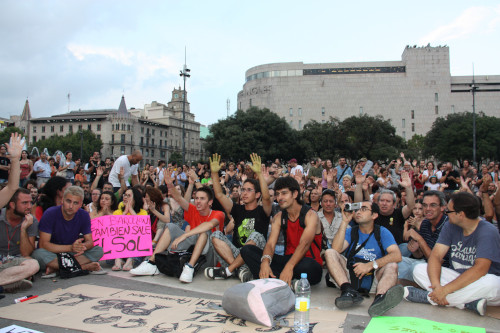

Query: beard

[13,207,29,218]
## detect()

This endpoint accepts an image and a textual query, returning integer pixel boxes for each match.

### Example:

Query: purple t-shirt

[39,206,91,245]
[437,219,500,276]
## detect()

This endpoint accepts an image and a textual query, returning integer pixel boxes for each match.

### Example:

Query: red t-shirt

[184,203,225,232]
[284,217,323,266]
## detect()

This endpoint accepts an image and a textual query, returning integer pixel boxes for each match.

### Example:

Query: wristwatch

[372,260,379,270]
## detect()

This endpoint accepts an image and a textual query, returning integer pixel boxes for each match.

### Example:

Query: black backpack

[280,205,328,260]
[155,246,206,278]
[344,224,385,261]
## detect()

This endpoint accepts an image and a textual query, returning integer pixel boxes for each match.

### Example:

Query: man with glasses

[204,153,271,282]
[398,191,449,284]
[324,201,403,317]
[405,192,500,316]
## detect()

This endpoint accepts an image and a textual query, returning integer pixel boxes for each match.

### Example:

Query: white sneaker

[129,261,159,276]
[179,264,194,283]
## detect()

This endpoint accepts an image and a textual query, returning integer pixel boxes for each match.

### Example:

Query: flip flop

[122,261,134,271]
[89,267,107,275]
[111,265,122,271]
[41,272,57,279]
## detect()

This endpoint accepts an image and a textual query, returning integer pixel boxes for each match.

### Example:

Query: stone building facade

[237,46,500,139]
[12,88,206,167]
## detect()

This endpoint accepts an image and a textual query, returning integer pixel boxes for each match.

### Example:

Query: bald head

[129,150,143,165]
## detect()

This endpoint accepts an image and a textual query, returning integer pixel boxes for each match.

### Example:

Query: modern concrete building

[11,88,207,167]
[237,45,500,139]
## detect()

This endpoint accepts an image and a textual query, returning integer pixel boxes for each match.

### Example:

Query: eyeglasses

[241,188,255,193]
[444,209,457,214]
[354,206,372,213]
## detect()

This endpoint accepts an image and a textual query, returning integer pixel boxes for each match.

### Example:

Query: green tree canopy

[28,130,102,162]
[205,107,300,162]
[297,118,340,160]
[424,112,500,164]
[335,114,405,161]
[0,126,25,146]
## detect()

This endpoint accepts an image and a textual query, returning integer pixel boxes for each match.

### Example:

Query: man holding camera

[324,201,403,317]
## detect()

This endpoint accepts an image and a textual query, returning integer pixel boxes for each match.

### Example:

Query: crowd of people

[0,134,499,318]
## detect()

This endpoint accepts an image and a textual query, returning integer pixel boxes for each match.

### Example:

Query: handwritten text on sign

[91,215,152,260]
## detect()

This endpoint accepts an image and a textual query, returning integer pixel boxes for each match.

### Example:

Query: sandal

[112,259,123,271]
[122,259,134,271]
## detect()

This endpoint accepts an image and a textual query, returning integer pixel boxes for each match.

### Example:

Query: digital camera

[344,202,362,212]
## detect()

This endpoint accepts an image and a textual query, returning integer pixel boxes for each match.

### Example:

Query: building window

[33,126,36,133]
[435,93,438,102]
[140,137,143,145]
[321,107,325,116]
[249,99,252,107]
[161,150,166,158]
[412,123,415,132]
[78,124,82,131]
[127,124,131,131]
[60,125,64,132]
[152,139,155,146]
[41,126,45,133]
[50,126,54,133]
[159,140,162,147]
[69,125,73,133]
[41,136,45,140]
[298,120,302,130]
[435,105,439,114]
[97,124,101,131]
[121,134,125,143]
[32,136,36,142]
[121,146,125,155]
[322,120,325,124]
[411,110,415,119]
[88,124,91,130]
[298,108,302,116]
[97,134,101,140]
[289,120,293,127]
[289,108,293,116]
[402,119,405,128]
[359,107,363,115]
[151,149,155,157]
[152,129,155,135]
[141,127,144,134]
[402,131,406,140]
[112,135,114,143]
[451,105,455,113]
[121,124,125,131]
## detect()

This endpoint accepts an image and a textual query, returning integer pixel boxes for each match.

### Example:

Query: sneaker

[238,266,253,283]
[335,287,364,309]
[368,284,404,317]
[129,261,159,276]
[2,279,33,293]
[403,286,430,304]
[179,264,194,283]
[465,299,487,316]
[204,267,229,280]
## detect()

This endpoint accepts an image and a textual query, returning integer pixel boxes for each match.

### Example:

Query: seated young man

[404,192,500,316]
[130,170,224,283]
[240,177,323,287]
[32,186,104,276]
[204,153,271,282]
[324,201,403,317]
[1,189,40,294]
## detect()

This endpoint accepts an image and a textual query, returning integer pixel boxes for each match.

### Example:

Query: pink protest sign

[91,215,153,260]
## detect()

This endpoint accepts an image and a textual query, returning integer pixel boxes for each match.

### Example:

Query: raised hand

[5,132,24,160]
[398,171,412,188]
[187,169,198,184]
[354,169,365,185]
[209,154,222,174]
[163,167,175,185]
[249,153,262,174]
[96,166,104,177]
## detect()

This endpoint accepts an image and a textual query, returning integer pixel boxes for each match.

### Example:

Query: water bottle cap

[301,273,307,279]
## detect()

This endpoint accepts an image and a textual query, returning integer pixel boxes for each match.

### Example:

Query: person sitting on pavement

[404,192,500,316]
[112,187,147,271]
[32,186,105,277]
[324,201,403,317]
[317,189,345,248]
[90,191,118,219]
[32,176,71,221]
[204,153,271,282]
[130,170,224,283]
[240,176,323,287]
[398,191,449,284]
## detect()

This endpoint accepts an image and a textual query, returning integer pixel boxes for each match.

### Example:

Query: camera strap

[346,229,374,263]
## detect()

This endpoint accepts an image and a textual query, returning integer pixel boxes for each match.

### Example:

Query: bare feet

[122,259,134,271]
[81,262,101,271]
[112,258,123,271]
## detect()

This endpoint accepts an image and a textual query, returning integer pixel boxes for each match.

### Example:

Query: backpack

[280,205,328,260]
[57,252,89,279]
[154,246,206,278]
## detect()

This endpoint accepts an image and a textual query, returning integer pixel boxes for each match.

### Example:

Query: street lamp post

[180,64,190,166]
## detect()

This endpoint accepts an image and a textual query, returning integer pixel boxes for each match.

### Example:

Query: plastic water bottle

[294,273,311,333]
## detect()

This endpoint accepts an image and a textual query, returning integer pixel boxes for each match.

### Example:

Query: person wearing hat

[288,158,303,176]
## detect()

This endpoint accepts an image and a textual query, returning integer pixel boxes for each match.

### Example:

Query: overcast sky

[1,0,499,126]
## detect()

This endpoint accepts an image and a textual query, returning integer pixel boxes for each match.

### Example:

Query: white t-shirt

[108,155,139,187]
[291,165,304,176]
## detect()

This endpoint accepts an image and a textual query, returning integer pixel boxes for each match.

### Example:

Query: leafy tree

[425,112,500,164]
[169,152,183,165]
[335,114,405,162]
[297,118,340,160]
[28,130,102,162]
[0,126,25,146]
[405,134,426,161]
[205,107,300,162]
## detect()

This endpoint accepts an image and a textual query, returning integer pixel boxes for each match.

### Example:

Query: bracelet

[261,254,272,265]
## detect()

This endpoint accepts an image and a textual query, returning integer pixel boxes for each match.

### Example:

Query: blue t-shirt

[345,226,397,262]
[437,219,500,276]
[39,206,91,245]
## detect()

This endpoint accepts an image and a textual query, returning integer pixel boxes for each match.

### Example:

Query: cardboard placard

[91,215,152,260]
